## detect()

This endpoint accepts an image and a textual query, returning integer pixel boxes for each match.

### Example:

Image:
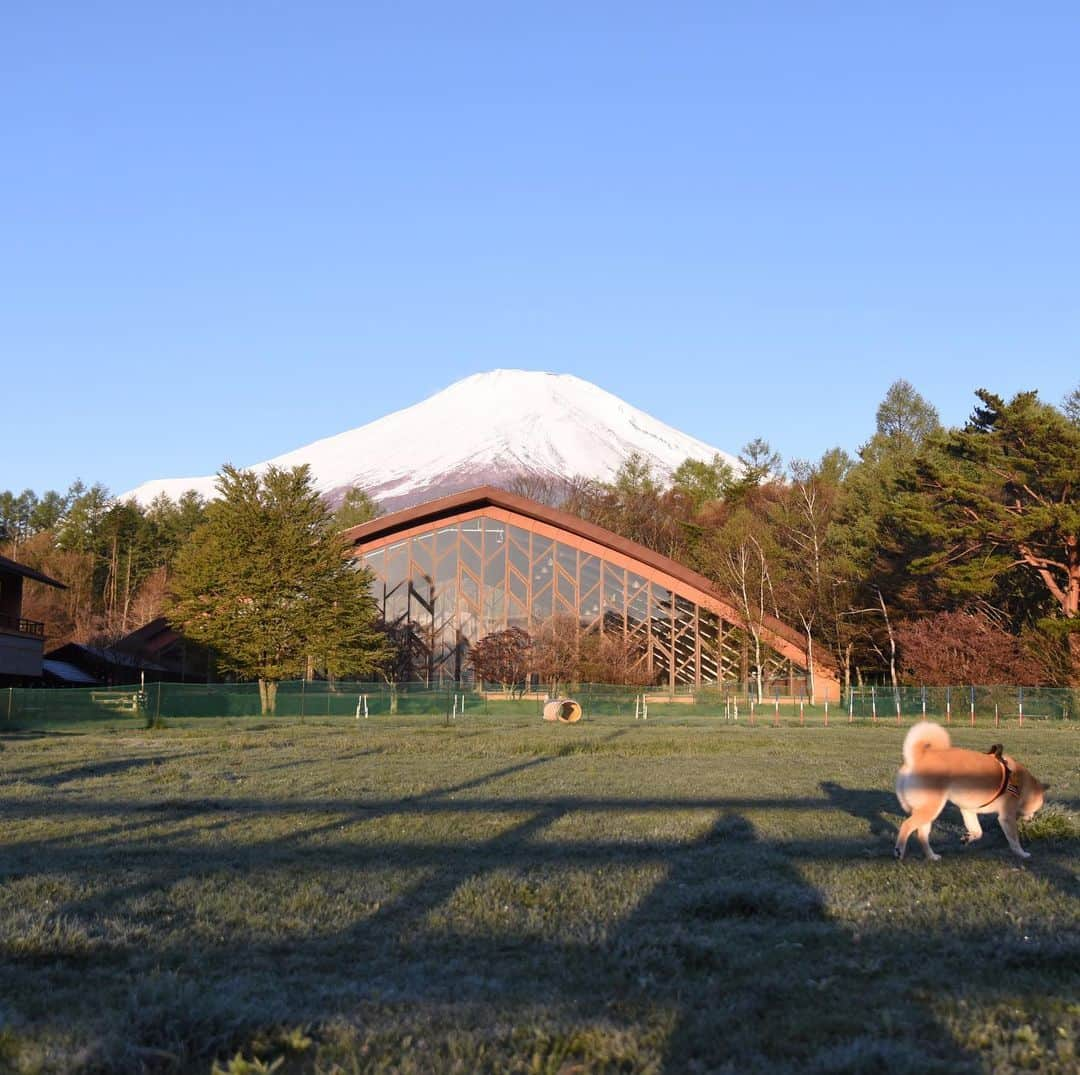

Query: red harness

[977,758,1020,809]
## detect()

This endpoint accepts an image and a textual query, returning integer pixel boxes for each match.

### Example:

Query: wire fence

[2,679,1077,732]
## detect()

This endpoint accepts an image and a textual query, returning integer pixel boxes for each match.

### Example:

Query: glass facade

[359,512,795,687]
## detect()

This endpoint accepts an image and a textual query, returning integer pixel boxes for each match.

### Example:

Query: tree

[469,627,532,691]
[670,455,735,512]
[333,487,381,530]
[531,614,585,696]
[704,509,782,701]
[895,612,1045,686]
[1064,383,1080,425]
[167,464,390,713]
[730,438,782,499]
[898,390,1080,680]
[771,453,850,701]
[578,630,652,686]
[874,379,941,452]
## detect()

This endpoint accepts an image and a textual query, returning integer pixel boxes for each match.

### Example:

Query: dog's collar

[977,758,1019,809]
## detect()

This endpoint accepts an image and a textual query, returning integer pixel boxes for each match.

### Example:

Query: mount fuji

[121,370,738,511]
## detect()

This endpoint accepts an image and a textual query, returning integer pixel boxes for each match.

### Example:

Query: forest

[3,380,1078,688]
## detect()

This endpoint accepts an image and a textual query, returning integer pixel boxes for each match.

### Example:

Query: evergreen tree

[898,390,1080,680]
[167,464,391,713]
[333,487,380,530]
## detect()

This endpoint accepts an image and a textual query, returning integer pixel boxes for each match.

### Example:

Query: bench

[90,690,145,712]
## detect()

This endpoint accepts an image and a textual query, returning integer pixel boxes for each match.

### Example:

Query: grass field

[0,714,1077,1074]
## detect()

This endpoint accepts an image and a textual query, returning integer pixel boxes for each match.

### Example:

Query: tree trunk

[1068,630,1080,687]
[258,678,278,715]
[877,589,898,694]
[389,681,398,715]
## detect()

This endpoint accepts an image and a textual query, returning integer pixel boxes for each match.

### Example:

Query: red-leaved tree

[895,612,1046,685]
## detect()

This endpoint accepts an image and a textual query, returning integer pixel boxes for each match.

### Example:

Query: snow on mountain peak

[120,370,737,510]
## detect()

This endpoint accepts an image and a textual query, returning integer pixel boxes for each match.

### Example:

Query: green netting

[1,680,1076,731]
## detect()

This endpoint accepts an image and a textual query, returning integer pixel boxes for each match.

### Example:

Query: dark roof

[342,486,818,661]
[0,553,66,589]
[45,641,167,672]
[115,616,176,655]
[42,659,100,685]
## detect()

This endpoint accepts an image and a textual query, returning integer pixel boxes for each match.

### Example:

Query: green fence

[1,679,1076,731]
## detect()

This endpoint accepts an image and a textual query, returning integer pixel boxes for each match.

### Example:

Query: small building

[113,617,214,682]
[43,641,166,687]
[0,553,66,684]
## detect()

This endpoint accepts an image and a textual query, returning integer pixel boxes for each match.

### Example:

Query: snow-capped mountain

[121,370,738,511]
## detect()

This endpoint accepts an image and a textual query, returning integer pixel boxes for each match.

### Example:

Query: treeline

[514,381,1080,688]
[0,481,377,650]
[3,380,1078,686]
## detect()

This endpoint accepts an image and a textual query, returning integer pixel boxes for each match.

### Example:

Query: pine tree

[898,390,1080,681]
[167,464,391,713]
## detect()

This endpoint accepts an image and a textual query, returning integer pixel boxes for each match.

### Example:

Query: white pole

[356,695,363,719]
[363,694,368,719]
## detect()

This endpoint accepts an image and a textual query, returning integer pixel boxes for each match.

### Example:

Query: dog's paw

[893,846,904,861]
[960,832,981,845]
[927,852,942,862]
[1014,849,1032,860]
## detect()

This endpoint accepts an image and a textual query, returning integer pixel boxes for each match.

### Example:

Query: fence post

[921,685,926,717]
[300,677,306,719]
[946,686,951,724]
[155,681,162,724]
[871,686,877,723]
[969,685,975,726]
[6,686,12,721]
[1018,686,1024,728]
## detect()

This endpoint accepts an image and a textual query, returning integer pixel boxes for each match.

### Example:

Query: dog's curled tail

[902,721,950,768]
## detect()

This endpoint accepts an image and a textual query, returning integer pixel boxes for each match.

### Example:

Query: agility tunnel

[542,698,582,723]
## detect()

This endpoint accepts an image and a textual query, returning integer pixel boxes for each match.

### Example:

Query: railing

[0,612,44,637]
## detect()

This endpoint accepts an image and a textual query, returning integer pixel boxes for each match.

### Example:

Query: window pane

[386,542,408,588]
[556,542,577,578]
[485,544,506,587]
[412,533,434,576]
[460,538,481,577]
[532,536,553,592]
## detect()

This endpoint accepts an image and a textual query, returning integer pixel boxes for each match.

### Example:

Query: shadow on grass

[1,767,1076,1072]
[820,781,899,837]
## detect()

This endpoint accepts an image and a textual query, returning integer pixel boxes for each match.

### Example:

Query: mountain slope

[121,370,737,510]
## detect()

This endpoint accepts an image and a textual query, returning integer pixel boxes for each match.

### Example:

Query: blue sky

[3,3,1078,497]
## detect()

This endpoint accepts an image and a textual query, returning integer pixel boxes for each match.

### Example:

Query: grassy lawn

[0,714,1077,1074]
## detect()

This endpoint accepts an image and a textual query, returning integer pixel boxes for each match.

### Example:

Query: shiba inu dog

[894,721,1048,861]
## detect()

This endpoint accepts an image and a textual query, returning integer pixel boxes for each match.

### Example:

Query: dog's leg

[959,809,983,845]
[916,821,941,861]
[997,812,1031,860]
[896,806,941,861]
[895,815,918,860]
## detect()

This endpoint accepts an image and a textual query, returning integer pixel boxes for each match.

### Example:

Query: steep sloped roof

[0,553,66,589]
